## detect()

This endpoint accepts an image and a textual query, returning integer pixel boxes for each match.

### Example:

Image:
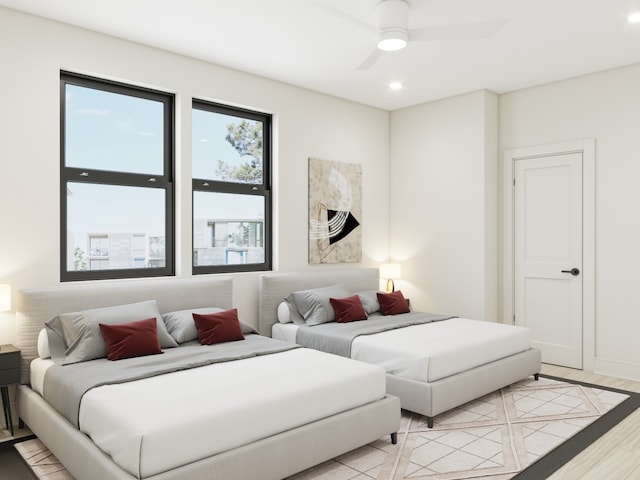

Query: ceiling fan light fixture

[376,0,409,51]
[377,29,408,51]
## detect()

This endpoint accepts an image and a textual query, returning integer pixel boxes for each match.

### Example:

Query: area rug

[14,375,640,480]
[288,375,640,480]
[14,438,73,480]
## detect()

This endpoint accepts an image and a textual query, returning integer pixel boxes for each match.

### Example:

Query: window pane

[192,109,263,184]
[65,84,164,175]
[193,191,265,266]
[66,182,166,272]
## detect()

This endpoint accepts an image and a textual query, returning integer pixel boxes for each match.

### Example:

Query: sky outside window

[192,109,263,183]
[65,84,164,175]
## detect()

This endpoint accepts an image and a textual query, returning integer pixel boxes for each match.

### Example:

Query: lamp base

[386,278,395,293]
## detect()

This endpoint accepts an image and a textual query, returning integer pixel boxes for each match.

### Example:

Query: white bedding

[32,348,386,479]
[30,357,54,396]
[273,317,532,383]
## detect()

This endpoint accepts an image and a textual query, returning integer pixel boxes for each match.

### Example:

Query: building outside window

[192,100,272,273]
[61,71,174,281]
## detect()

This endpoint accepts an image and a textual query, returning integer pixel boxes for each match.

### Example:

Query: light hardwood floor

[541,364,640,480]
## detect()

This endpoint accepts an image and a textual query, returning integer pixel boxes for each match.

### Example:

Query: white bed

[16,276,400,480]
[259,268,542,427]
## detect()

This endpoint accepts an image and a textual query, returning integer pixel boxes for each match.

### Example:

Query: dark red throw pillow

[376,290,410,315]
[193,308,245,345]
[99,317,163,361]
[329,295,368,323]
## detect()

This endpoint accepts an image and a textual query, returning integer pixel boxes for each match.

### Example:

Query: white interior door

[514,152,583,369]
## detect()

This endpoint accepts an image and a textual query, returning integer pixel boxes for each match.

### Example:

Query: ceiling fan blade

[313,2,376,34]
[357,49,384,71]
[410,19,507,41]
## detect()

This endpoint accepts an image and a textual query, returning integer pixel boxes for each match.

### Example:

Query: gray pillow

[46,300,177,365]
[282,299,306,325]
[163,307,224,343]
[163,307,258,343]
[357,290,381,314]
[286,284,352,326]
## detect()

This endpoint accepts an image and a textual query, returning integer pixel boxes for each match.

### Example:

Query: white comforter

[33,348,385,479]
[273,317,531,383]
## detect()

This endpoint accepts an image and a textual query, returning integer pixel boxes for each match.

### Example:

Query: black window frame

[191,99,272,274]
[60,71,175,281]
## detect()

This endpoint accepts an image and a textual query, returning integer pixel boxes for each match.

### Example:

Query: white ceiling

[2,0,640,110]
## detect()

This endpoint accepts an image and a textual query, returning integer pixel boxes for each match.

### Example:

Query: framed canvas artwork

[308,157,362,264]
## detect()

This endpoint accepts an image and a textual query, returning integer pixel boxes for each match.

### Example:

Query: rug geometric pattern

[288,376,630,480]
[14,438,74,480]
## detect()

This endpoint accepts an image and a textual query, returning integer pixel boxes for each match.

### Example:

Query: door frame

[502,139,595,372]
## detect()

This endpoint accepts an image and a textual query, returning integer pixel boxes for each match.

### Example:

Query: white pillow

[37,328,51,359]
[277,302,292,324]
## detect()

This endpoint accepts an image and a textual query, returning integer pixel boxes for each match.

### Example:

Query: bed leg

[534,373,539,381]
[427,416,434,428]
[390,432,398,444]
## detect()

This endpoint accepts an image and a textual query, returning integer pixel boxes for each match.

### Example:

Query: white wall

[389,90,499,321]
[500,64,640,380]
[0,7,390,344]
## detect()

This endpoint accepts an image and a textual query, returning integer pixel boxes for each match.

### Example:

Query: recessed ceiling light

[389,82,403,90]
[628,11,640,23]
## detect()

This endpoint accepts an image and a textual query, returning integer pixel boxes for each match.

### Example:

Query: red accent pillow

[376,290,410,315]
[329,295,368,323]
[193,308,245,345]
[99,317,163,361]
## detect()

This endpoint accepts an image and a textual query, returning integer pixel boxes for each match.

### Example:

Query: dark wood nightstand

[0,344,20,436]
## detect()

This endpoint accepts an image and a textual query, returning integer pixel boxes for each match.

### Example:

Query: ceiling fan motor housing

[376,0,409,51]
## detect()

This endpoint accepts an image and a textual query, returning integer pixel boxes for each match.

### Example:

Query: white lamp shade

[0,284,10,312]
[380,263,401,279]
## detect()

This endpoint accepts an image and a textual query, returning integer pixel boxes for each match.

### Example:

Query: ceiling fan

[320,0,507,70]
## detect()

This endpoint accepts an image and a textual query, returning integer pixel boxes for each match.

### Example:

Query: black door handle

[561,268,580,276]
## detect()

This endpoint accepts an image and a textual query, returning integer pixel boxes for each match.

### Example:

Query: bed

[15,276,400,480]
[258,268,541,427]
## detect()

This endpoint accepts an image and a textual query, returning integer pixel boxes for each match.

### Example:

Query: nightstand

[0,344,20,436]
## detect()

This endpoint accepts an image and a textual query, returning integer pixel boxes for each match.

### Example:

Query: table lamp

[380,264,401,293]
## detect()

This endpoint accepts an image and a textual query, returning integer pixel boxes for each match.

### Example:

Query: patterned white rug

[14,438,73,480]
[14,376,637,480]
[288,375,634,480]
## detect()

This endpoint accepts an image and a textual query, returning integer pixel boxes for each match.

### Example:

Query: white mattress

[273,317,532,383]
[32,348,385,479]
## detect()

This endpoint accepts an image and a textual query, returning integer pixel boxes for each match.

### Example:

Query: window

[61,72,174,281]
[192,100,271,273]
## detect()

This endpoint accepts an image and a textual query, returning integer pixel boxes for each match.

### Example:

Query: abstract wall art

[308,157,362,264]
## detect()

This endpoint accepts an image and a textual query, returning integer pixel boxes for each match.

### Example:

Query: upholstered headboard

[16,276,233,384]
[258,268,379,336]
